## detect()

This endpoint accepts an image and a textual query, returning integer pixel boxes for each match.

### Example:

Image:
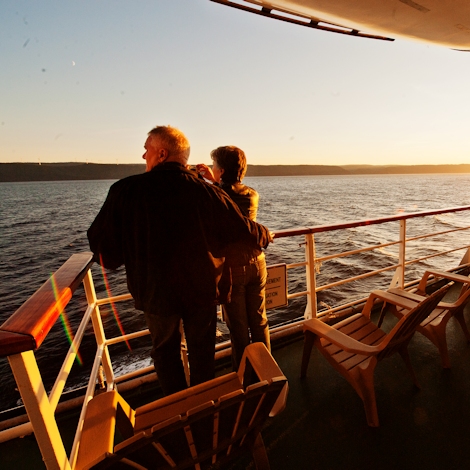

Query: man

[87,125,272,395]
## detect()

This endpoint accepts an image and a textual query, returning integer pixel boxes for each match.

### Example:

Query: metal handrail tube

[96,293,133,305]
[83,269,116,395]
[114,365,155,384]
[317,295,370,316]
[286,261,307,269]
[405,225,470,243]
[69,344,107,468]
[316,263,401,292]
[405,245,470,266]
[287,291,308,299]
[0,421,33,444]
[316,240,400,263]
[104,328,150,346]
[49,304,95,410]
[214,321,307,353]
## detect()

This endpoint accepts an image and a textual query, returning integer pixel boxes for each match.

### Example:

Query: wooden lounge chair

[300,285,450,427]
[75,342,288,470]
[379,269,470,368]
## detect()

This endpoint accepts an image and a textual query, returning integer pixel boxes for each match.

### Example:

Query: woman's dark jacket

[219,182,263,266]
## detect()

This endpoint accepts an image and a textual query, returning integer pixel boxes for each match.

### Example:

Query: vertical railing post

[82,269,115,389]
[390,219,406,289]
[398,219,406,289]
[8,352,71,470]
[304,233,317,319]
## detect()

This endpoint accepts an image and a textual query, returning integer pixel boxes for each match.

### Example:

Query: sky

[1,0,470,167]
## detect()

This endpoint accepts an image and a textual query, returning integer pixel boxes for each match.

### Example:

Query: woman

[197,146,270,370]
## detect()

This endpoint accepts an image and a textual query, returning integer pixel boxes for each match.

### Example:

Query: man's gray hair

[148,126,190,163]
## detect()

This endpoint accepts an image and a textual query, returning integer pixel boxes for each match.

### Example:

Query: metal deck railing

[1,205,470,469]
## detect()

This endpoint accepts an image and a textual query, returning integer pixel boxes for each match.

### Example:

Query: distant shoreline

[1,162,470,182]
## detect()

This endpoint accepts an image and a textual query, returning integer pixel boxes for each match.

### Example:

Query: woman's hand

[196,164,216,183]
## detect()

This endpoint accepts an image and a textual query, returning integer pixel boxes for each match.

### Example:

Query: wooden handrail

[0,252,94,357]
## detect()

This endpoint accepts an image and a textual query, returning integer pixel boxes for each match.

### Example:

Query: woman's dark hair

[210,146,247,185]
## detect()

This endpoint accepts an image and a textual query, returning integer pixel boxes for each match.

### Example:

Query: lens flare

[49,273,83,365]
[99,255,132,350]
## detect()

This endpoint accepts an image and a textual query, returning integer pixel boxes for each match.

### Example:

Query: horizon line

[2,162,470,168]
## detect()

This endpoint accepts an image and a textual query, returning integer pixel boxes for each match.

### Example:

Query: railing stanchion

[82,269,115,389]
[390,219,407,289]
[304,233,317,319]
[398,219,406,289]
[8,352,71,470]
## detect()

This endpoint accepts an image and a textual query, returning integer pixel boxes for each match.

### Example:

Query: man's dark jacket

[87,162,271,315]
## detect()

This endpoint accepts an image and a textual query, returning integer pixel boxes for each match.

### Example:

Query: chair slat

[134,373,240,433]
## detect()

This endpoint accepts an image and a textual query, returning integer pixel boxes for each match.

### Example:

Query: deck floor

[2,292,470,469]
[228,298,470,469]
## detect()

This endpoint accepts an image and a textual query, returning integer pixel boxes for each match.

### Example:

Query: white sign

[266,264,288,309]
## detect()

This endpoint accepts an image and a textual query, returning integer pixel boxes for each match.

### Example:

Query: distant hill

[0,163,146,182]
[1,162,470,182]
[343,164,470,175]
[246,165,349,176]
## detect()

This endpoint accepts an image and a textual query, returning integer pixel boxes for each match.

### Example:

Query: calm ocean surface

[1,174,470,411]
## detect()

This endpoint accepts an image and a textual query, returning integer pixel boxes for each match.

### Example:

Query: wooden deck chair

[379,270,470,368]
[300,285,450,427]
[75,342,288,470]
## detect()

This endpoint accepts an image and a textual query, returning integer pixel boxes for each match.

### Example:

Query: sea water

[1,173,470,410]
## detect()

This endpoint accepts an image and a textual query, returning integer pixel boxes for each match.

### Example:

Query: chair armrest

[361,289,419,318]
[303,318,382,355]
[238,343,284,384]
[75,390,135,470]
[424,270,470,285]
[369,290,422,310]
[388,287,458,310]
[388,288,425,303]
[417,269,470,292]
[237,342,288,416]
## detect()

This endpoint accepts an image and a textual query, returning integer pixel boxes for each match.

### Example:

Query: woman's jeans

[223,254,270,370]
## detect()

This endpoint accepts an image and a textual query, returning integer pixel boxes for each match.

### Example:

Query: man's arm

[87,183,124,270]
[212,186,273,249]
[240,215,273,249]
